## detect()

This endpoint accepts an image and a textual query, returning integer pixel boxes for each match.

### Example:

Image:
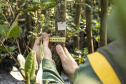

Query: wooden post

[52,0,66,74]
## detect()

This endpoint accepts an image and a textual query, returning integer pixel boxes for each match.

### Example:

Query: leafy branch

[10,3,26,26]
[2,12,11,28]
[0,40,20,67]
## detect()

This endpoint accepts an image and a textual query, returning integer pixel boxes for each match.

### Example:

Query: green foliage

[33,0,41,4]
[0,46,16,52]
[40,41,44,59]
[8,26,20,38]
[74,48,83,55]
[67,27,85,38]
[11,22,17,29]
[7,46,16,52]
[19,7,41,12]
[25,50,36,80]
[41,0,56,10]
[14,27,22,39]
[0,3,4,14]
[0,46,6,52]
[42,2,52,5]
[46,3,56,9]
[95,36,100,42]
[84,48,88,56]
[92,20,100,33]
[1,0,120,83]
[5,22,22,39]
[66,22,85,38]
[0,24,9,38]
[1,0,56,83]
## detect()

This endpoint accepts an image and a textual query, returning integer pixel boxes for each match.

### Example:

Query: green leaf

[0,3,4,14]
[10,21,21,39]
[0,3,4,8]
[8,26,20,38]
[40,41,44,59]
[46,3,56,9]
[50,0,55,2]
[25,50,36,80]
[84,48,88,54]
[9,46,16,52]
[29,12,35,17]
[19,7,40,12]
[0,46,6,52]
[33,0,40,4]
[0,24,9,37]
[5,46,16,52]
[43,2,52,5]
[41,1,52,7]
[0,46,16,53]
[74,48,82,54]
[11,22,17,29]
[0,9,3,14]
[14,27,22,39]
[0,24,8,32]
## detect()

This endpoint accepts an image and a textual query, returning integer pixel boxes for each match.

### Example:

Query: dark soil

[0,54,24,84]
[0,56,15,73]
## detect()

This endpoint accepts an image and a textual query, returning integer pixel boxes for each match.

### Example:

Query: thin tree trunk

[25,13,35,49]
[86,0,94,54]
[73,0,82,49]
[80,0,85,51]
[18,0,26,54]
[80,31,85,50]
[52,0,66,74]
[100,0,108,47]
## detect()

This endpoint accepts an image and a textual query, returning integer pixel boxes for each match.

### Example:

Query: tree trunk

[80,31,85,50]
[52,0,66,74]
[100,0,108,47]
[73,0,82,50]
[25,13,35,49]
[86,0,94,54]
[80,0,85,51]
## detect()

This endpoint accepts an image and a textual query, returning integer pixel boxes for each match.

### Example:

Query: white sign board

[57,22,66,30]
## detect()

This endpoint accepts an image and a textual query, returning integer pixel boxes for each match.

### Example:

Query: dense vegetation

[0,0,126,83]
